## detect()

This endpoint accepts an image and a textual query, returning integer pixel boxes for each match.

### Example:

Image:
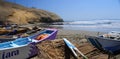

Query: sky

[6,0,120,21]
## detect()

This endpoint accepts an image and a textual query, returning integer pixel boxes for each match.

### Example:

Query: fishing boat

[0,36,16,43]
[0,38,38,59]
[0,28,57,43]
[0,28,58,59]
[0,28,42,43]
[86,31,120,54]
[0,27,28,35]
[85,36,103,51]
[28,28,58,43]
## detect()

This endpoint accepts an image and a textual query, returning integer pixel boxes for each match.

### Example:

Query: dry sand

[56,29,105,42]
[57,29,105,36]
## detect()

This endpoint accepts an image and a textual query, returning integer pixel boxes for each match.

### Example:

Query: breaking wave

[60,19,120,32]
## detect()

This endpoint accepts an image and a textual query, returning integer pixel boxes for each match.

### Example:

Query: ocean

[50,19,120,32]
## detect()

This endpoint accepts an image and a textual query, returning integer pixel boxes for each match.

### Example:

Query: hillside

[0,0,63,25]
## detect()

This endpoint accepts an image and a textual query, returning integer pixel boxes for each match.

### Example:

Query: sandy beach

[56,29,106,44]
[0,0,120,59]
[31,28,110,59]
[19,24,118,59]
[57,29,105,37]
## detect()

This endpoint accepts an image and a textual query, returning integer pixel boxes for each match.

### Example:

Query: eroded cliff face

[0,0,63,25]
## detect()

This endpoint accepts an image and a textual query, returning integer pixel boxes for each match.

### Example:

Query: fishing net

[35,39,65,59]
[31,39,108,59]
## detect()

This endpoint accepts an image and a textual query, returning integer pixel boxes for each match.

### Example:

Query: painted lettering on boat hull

[0,45,32,59]
[2,50,19,59]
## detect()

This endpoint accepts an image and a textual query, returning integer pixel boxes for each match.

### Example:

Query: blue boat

[0,28,58,59]
[86,32,120,54]
[28,28,58,43]
[85,36,104,51]
[0,38,38,59]
[0,28,41,43]
[0,28,58,44]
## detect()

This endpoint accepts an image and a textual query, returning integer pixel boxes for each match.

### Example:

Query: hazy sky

[6,0,120,21]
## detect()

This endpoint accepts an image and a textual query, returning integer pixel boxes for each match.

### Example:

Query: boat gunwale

[29,29,58,43]
[0,42,29,50]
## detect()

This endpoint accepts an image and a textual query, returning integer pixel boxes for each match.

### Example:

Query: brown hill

[0,0,63,25]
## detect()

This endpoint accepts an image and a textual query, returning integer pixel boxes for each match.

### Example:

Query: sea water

[51,19,120,32]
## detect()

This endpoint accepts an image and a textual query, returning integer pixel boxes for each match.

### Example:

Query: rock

[0,0,63,25]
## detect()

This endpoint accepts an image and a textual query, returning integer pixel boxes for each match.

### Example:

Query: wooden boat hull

[97,37,120,54]
[0,41,38,59]
[86,35,120,54]
[0,38,16,43]
[0,28,57,43]
[0,44,38,59]
[0,28,41,43]
[29,29,58,43]
[0,28,58,59]
[0,30,11,35]
[0,28,28,35]
[85,36,103,51]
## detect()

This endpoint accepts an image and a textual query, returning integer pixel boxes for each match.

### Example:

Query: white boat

[0,38,38,59]
[0,28,58,59]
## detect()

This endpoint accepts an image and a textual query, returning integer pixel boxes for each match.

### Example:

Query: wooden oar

[63,38,88,59]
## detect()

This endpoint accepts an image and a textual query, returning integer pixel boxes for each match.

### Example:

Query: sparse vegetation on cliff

[0,0,63,25]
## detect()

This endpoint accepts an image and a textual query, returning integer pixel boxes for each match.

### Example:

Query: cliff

[0,0,63,25]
